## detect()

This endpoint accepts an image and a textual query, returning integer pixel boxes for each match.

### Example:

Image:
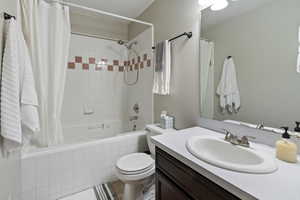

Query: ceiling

[66,0,155,19]
[201,0,275,30]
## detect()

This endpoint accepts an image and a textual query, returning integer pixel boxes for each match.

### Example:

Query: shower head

[117,40,138,50]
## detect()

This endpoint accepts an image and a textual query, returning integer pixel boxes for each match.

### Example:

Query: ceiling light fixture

[210,0,229,11]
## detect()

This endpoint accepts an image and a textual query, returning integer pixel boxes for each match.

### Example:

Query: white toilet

[115,124,176,200]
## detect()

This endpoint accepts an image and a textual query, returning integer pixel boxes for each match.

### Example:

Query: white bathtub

[21,129,148,200]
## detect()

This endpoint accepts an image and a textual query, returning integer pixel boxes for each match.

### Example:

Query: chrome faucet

[256,122,264,130]
[223,129,256,148]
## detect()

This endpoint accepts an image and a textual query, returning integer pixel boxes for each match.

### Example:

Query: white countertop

[151,127,300,200]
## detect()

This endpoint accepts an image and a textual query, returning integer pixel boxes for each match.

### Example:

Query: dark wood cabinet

[155,148,241,200]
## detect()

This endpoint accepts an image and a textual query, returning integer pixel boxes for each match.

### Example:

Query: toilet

[115,124,176,200]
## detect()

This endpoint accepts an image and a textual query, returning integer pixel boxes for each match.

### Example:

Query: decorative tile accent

[119,66,124,72]
[108,65,114,71]
[82,63,89,70]
[68,62,75,69]
[113,60,119,66]
[134,63,139,70]
[89,57,96,64]
[68,54,152,71]
[75,56,82,63]
[147,60,151,67]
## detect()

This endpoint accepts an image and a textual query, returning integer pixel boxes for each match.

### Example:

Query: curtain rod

[71,31,128,43]
[54,0,153,27]
[152,32,193,50]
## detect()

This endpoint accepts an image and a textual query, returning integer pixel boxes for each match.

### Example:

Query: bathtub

[20,128,148,200]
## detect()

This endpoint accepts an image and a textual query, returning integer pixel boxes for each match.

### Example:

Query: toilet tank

[145,124,176,157]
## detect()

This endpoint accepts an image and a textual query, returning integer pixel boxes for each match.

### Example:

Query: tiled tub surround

[20,130,147,200]
[62,28,153,138]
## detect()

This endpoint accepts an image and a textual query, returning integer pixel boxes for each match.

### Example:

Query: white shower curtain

[200,40,214,119]
[18,0,71,146]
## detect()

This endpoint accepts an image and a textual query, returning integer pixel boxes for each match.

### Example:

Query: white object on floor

[153,40,171,95]
[297,26,300,73]
[115,124,177,200]
[59,189,97,200]
[216,57,240,113]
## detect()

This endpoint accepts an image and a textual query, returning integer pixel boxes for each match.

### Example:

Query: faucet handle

[239,136,256,147]
[223,129,234,141]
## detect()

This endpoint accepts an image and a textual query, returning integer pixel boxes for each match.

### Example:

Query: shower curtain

[18,0,71,146]
[200,40,214,119]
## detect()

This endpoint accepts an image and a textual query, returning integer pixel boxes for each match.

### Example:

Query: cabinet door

[156,170,192,200]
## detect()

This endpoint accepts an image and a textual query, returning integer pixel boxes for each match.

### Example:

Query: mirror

[200,0,300,130]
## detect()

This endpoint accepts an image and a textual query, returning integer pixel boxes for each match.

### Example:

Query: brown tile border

[75,56,82,63]
[89,57,96,64]
[108,65,114,71]
[82,63,89,70]
[119,66,124,72]
[68,62,75,69]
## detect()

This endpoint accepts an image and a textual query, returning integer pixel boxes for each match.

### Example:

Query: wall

[0,1,21,200]
[70,10,129,41]
[202,0,300,128]
[62,28,153,139]
[129,0,201,129]
[126,28,154,130]
[62,34,129,134]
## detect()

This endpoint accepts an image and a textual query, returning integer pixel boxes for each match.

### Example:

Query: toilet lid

[116,153,154,173]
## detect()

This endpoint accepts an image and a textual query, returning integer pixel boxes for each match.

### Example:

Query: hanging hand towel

[297,26,300,73]
[1,19,22,144]
[153,40,171,95]
[1,19,40,150]
[216,57,240,113]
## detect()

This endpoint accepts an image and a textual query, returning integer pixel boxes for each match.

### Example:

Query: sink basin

[186,136,277,174]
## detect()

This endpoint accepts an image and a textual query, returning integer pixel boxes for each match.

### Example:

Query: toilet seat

[116,153,155,181]
[116,153,154,174]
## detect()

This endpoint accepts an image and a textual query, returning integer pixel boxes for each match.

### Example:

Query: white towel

[297,26,300,73]
[17,21,40,133]
[153,40,171,95]
[216,57,240,113]
[1,19,22,144]
[1,19,40,147]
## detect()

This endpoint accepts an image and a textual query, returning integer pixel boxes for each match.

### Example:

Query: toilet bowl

[115,124,176,200]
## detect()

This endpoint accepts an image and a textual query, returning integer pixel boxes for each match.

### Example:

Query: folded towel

[297,26,300,73]
[153,40,171,95]
[216,57,240,113]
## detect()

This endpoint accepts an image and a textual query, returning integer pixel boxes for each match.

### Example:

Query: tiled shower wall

[62,28,153,138]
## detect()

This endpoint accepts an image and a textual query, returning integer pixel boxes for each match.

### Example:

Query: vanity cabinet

[155,148,241,200]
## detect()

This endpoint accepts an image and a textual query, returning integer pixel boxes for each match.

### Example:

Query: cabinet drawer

[156,148,240,200]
